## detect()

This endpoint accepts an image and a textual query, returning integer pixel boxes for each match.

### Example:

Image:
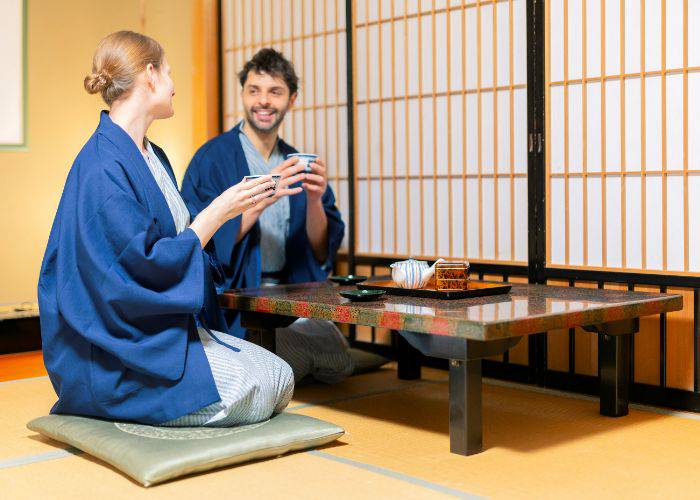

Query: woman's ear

[145,63,156,91]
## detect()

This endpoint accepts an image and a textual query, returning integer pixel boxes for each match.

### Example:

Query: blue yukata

[38,112,292,425]
[181,121,354,383]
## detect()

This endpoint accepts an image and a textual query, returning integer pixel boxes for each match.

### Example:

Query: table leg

[240,312,297,354]
[244,328,277,353]
[449,358,483,456]
[396,331,422,380]
[584,318,637,417]
[396,331,520,455]
[260,328,277,354]
[598,333,631,417]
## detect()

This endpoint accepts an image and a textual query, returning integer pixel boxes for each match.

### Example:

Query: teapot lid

[391,257,426,266]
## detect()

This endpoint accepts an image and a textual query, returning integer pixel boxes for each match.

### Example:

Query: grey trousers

[275,318,355,384]
[161,328,294,427]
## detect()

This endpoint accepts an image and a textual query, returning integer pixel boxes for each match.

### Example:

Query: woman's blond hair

[84,31,163,106]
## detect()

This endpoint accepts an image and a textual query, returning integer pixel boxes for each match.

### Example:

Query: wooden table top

[219,279,682,341]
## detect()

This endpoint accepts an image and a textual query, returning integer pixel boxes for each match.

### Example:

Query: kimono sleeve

[58,168,206,381]
[181,148,249,288]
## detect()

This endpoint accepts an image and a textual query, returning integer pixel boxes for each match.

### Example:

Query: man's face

[241,71,297,133]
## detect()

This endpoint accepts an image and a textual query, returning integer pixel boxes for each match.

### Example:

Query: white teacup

[243,174,281,198]
[287,153,318,173]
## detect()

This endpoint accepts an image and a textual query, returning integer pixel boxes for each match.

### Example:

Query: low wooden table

[0,302,39,322]
[0,302,41,355]
[220,280,682,456]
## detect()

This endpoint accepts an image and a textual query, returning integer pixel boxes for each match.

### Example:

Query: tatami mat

[293,373,700,499]
[0,377,63,460]
[1,444,461,500]
[3,363,700,498]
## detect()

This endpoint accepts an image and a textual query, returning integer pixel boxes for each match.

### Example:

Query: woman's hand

[214,175,276,220]
[233,158,306,243]
[253,157,306,212]
[190,175,274,247]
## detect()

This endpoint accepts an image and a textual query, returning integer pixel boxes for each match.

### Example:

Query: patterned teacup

[287,153,318,173]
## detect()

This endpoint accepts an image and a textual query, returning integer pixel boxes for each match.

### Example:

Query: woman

[38,31,301,426]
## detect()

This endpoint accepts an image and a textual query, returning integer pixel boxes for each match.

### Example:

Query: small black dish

[329,275,369,285]
[339,289,386,302]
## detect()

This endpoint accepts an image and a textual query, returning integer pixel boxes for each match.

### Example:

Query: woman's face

[148,57,175,119]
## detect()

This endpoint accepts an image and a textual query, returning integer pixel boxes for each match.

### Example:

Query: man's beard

[245,106,288,133]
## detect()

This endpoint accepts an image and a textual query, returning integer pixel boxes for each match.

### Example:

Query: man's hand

[235,157,305,243]
[265,156,307,206]
[302,158,328,205]
[303,158,330,263]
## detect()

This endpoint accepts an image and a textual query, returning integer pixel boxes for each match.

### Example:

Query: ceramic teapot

[390,258,445,289]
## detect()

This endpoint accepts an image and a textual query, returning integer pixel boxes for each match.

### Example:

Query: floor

[0,351,46,382]
[2,352,700,499]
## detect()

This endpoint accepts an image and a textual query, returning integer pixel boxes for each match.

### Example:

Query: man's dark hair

[238,48,299,95]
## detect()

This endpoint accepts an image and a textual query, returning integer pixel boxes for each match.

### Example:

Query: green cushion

[348,348,390,375]
[27,413,344,487]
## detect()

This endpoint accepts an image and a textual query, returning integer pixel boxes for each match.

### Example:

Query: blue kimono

[37,112,223,424]
[181,123,345,337]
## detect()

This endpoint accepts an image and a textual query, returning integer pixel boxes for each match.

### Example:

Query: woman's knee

[272,358,294,412]
[279,357,294,391]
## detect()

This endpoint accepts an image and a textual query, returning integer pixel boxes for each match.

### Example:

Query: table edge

[219,291,683,341]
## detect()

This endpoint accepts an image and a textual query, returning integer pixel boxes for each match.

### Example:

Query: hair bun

[84,71,112,94]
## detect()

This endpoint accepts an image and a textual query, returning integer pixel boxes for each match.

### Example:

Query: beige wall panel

[666,287,694,390]
[634,285,661,385]
[0,0,197,303]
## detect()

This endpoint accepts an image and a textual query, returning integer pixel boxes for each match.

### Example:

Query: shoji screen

[546,0,700,391]
[353,0,529,263]
[221,0,350,250]
[547,0,700,273]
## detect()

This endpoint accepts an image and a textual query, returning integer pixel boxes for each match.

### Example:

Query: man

[182,48,352,384]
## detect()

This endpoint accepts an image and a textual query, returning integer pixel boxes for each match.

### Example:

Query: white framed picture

[0,0,27,149]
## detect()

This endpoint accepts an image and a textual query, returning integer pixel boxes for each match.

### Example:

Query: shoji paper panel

[547,0,700,273]
[353,0,528,263]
